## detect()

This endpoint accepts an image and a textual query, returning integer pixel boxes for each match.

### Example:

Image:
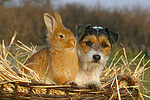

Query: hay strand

[0,32,149,99]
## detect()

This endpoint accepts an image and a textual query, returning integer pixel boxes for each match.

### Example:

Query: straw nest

[0,32,149,100]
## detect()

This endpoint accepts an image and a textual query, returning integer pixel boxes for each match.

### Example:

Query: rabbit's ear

[54,12,63,24]
[44,13,58,33]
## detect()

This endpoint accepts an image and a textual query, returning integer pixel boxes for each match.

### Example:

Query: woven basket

[0,33,149,99]
[0,79,139,99]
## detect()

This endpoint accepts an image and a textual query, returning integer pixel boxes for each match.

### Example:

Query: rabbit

[25,12,79,85]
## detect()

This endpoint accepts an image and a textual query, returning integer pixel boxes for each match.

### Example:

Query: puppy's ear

[105,28,119,47]
[75,24,92,42]
[75,24,84,41]
[110,30,119,47]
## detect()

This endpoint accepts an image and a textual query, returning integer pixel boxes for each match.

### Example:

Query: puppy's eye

[86,41,92,46]
[102,42,108,48]
[59,34,65,39]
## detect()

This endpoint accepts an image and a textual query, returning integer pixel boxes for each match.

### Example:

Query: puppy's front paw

[64,81,77,86]
[87,82,102,90]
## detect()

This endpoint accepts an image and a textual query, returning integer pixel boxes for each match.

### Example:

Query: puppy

[75,24,119,90]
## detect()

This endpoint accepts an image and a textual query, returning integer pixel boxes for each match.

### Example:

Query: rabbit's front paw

[64,81,77,86]
[87,81,102,90]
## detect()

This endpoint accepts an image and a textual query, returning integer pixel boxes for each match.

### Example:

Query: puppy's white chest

[75,67,102,86]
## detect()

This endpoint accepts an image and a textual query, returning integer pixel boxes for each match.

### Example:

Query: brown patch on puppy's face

[80,35,112,57]
[98,36,111,56]
[80,35,96,54]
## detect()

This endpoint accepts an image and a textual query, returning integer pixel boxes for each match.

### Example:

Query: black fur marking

[76,24,119,47]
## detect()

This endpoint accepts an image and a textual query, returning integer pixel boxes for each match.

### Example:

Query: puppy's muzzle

[93,55,101,62]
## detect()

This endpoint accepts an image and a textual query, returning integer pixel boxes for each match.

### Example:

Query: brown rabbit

[25,12,79,85]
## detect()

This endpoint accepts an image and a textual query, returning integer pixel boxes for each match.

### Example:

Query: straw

[0,32,149,99]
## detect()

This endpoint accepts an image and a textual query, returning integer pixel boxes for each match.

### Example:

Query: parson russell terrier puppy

[75,24,119,90]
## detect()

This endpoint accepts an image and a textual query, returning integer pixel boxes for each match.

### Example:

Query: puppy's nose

[93,55,101,62]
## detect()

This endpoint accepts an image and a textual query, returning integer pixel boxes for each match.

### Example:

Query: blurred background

[0,0,150,96]
[0,0,150,55]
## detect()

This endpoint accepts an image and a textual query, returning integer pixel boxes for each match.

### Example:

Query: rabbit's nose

[71,41,76,46]
[65,39,77,49]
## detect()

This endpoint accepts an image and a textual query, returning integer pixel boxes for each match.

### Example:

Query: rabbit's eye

[59,35,65,39]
